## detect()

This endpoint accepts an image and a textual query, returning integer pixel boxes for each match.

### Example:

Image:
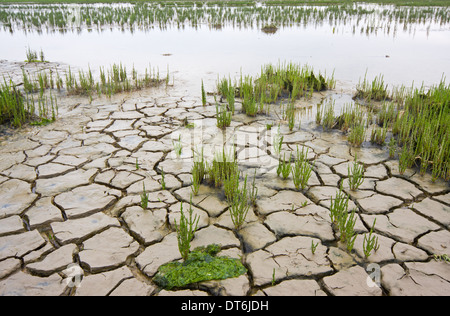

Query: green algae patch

[153,244,247,290]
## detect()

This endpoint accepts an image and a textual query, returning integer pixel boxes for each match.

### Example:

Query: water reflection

[0,2,449,37]
[0,2,449,90]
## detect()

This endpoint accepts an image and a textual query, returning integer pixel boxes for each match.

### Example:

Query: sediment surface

[0,61,449,296]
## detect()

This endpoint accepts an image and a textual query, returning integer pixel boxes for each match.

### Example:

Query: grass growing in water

[25,63,163,100]
[354,73,389,102]
[217,62,335,118]
[392,79,450,180]
[25,47,46,63]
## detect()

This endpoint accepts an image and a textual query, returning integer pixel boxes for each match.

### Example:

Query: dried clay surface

[0,61,449,297]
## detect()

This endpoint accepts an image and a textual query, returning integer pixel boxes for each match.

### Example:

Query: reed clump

[1,78,57,128]
[391,79,450,181]
[217,62,334,118]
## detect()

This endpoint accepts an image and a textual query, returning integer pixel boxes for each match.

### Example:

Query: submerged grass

[21,63,163,101]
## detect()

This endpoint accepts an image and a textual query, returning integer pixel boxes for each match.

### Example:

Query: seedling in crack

[174,196,200,261]
[229,174,250,230]
[311,240,319,255]
[140,182,149,210]
[173,135,183,158]
[277,152,292,180]
[348,154,364,190]
[363,218,379,258]
[292,146,312,190]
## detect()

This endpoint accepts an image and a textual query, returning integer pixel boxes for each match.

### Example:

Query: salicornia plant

[216,103,232,129]
[348,122,366,147]
[272,126,283,156]
[311,240,319,255]
[329,187,357,251]
[173,135,183,158]
[191,147,206,196]
[160,167,166,190]
[229,174,250,230]
[249,170,258,206]
[292,146,312,190]
[363,219,379,258]
[277,152,291,180]
[201,79,207,106]
[347,155,365,190]
[223,168,240,203]
[174,197,200,261]
[140,182,149,210]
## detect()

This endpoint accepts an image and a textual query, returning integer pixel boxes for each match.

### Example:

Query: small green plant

[433,254,450,263]
[329,187,357,251]
[355,73,389,102]
[370,123,388,145]
[160,167,166,190]
[207,146,238,188]
[249,170,258,206]
[173,135,183,158]
[363,219,379,258]
[311,240,319,254]
[39,49,45,62]
[292,146,312,190]
[174,197,200,261]
[191,169,201,196]
[25,46,39,62]
[348,122,366,147]
[191,147,206,196]
[321,99,335,130]
[342,209,357,252]
[140,183,149,210]
[229,175,250,230]
[272,126,284,156]
[135,158,140,170]
[388,137,397,158]
[227,87,236,114]
[286,99,296,131]
[277,152,292,180]
[329,187,349,224]
[398,141,415,175]
[242,89,259,116]
[201,80,207,106]
[223,168,240,203]
[347,155,365,190]
[216,103,232,129]
[272,268,276,286]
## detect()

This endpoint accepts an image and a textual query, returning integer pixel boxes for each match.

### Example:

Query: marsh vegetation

[1,1,449,36]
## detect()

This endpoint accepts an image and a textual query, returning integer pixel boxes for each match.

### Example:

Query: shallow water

[1,3,449,93]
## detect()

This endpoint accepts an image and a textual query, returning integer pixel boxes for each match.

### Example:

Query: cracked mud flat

[0,61,449,297]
